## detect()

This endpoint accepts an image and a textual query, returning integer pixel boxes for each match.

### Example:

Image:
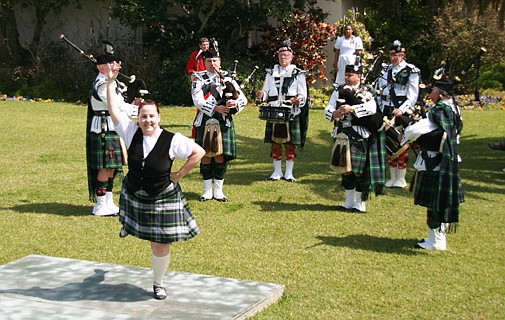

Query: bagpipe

[362,50,383,87]
[386,64,459,157]
[209,38,259,111]
[60,34,148,103]
[366,56,431,158]
[329,84,379,172]
[200,39,259,156]
[336,85,384,133]
[214,68,240,114]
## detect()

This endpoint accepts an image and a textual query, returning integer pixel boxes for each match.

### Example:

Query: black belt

[94,111,110,116]
[267,96,295,102]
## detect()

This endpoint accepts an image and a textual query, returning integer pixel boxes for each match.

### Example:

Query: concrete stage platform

[0,255,284,319]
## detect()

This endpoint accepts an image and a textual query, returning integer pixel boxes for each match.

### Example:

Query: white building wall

[13,1,133,57]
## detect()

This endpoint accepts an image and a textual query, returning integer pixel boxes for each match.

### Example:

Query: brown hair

[139,99,160,114]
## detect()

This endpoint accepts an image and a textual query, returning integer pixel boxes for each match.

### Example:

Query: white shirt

[89,73,138,133]
[334,35,363,56]
[376,60,420,114]
[191,71,247,126]
[261,64,307,117]
[324,84,377,139]
[115,112,194,161]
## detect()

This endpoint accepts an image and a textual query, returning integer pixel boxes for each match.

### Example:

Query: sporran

[271,121,290,144]
[330,132,352,173]
[202,118,223,157]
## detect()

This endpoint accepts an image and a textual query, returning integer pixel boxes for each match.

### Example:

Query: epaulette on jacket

[93,76,107,89]
[406,63,420,73]
[191,71,206,81]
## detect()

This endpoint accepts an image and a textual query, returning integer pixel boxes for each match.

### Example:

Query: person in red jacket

[186,37,210,74]
[187,37,210,138]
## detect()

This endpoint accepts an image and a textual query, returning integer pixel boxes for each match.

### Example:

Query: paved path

[0,255,284,319]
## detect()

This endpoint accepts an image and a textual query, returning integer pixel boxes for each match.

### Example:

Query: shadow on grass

[183,191,202,202]
[8,203,93,216]
[252,200,337,212]
[310,234,425,255]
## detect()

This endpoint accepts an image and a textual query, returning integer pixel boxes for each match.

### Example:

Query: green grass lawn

[0,101,504,319]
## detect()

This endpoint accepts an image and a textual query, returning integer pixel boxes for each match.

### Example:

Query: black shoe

[199,196,212,202]
[214,196,228,202]
[153,285,167,300]
[119,227,128,238]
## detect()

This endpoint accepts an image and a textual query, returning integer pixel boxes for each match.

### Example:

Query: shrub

[259,4,337,85]
[480,63,505,90]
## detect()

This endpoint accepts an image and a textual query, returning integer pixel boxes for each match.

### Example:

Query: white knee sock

[152,252,171,286]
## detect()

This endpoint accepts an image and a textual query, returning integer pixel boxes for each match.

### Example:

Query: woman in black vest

[105,61,205,300]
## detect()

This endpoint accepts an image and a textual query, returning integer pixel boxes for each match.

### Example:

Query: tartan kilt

[368,131,387,186]
[87,131,124,169]
[195,116,237,162]
[413,170,464,209]
[119,178,200,244]
[264,115,301,145]
[350,139,367,175]
[413,170,439,208]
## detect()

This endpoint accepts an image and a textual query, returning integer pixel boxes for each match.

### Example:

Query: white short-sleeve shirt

[115,113,194,161]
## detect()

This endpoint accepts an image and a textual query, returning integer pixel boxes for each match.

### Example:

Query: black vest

[126,128,174,196]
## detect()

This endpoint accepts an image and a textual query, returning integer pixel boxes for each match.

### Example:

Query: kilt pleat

[119,178,200,244]
[414,169,464,210]
[413,170,439,207]
[88,131,124,169]
[264,115,301,145]
[350,139,367,175]
[368,131,387,189]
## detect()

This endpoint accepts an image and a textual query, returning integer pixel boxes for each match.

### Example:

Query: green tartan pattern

[264,115,301,145]
[349,139,367,175]
[195,115,237,162]
[348,131,387,200]
[367,131,387,195]
[87,131,124,169]
[414,170,440,206]
[119,178,200,244]
[413,101,464,226]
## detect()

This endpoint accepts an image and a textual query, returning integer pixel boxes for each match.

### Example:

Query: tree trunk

[498,0,505,30]
[27,6,48,73]
[0,7,31,67]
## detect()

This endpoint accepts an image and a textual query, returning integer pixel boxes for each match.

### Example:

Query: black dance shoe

[153,285,167,300]
[119,227,128,238]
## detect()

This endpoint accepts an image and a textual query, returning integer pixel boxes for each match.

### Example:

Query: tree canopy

[1,0,504,101]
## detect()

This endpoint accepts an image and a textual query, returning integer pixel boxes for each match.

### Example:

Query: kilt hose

[119,178,200,244]
[195,115,237,162]
[264,115,301,146]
